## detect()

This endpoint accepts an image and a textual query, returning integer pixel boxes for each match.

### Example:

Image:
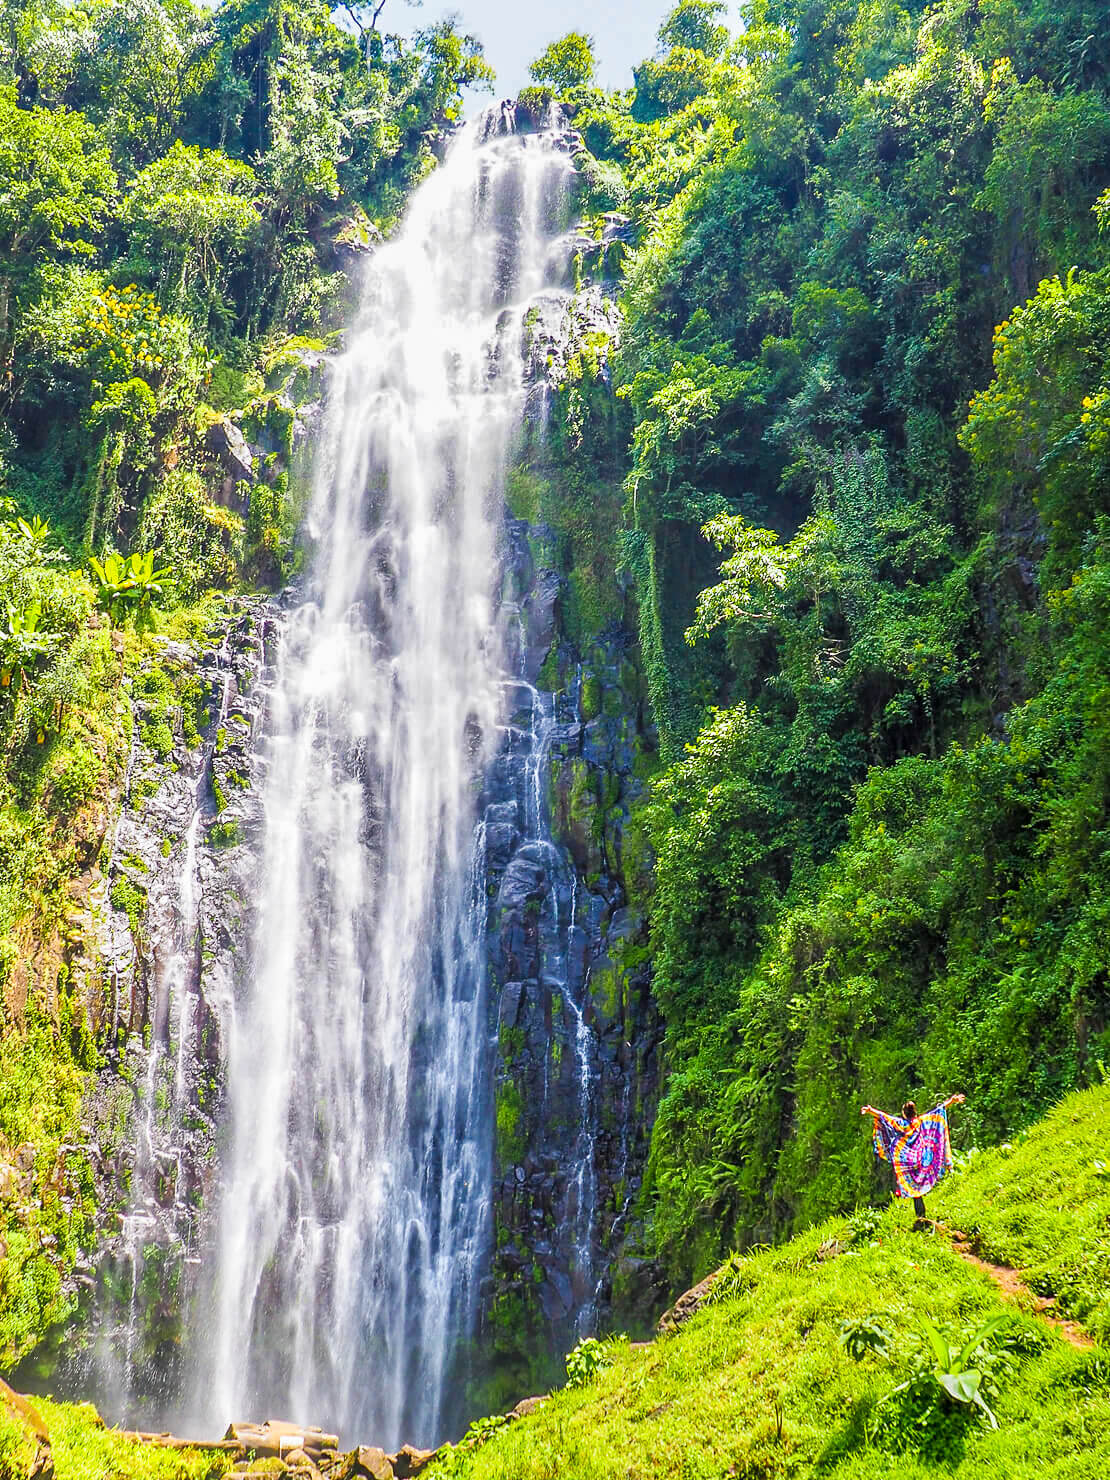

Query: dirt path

[942,1226,1093,1350]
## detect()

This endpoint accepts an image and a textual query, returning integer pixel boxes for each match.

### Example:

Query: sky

[387,0,668,100]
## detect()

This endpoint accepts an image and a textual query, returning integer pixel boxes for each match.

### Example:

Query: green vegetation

[528,32,596,94]
[0,512,127,1363]
[428,1085,1110,1479]
[35,1396,232,1478]
[495,1079,526,1167]
[526,0,1110,1288]
[89,551,173,626]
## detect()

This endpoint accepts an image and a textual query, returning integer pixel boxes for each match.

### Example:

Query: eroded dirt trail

[943,1227,1093,1350]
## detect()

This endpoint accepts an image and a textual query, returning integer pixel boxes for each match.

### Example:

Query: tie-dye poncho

[870,1104,952,1198]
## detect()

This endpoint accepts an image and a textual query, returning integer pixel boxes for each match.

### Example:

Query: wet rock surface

[59,597,275,1418]
[52,477,664,1442]
[46,170,666,1439]
[480,515,666,1387]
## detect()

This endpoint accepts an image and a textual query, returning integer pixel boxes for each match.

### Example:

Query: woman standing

[861,1093,966,1227]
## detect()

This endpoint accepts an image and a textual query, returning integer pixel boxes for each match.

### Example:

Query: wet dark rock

[601,212,635,246]
[64,600,273,1419]
[335,1446,394,1480]
[325,213,383,272]
[548,722,583,752]
[498,982,525,1029]
[389,1444,437,1478]
[481,508,664,1388]
[520,571,561,683]
[485,817,520,872]
[539,1277,570,1321]
[293,401,325,447]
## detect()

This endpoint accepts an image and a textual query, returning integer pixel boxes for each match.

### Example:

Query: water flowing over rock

[61,106,664,1451]
[64,602,271,1418]
[191,113,584,1450]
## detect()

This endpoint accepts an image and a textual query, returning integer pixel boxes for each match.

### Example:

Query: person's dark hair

[902,1100,918,1121]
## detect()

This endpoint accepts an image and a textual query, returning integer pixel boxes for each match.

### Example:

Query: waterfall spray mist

[197,114,576,1450]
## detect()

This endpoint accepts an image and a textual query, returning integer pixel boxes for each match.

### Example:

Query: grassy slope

[2,1082,1106,1479]
[30,1400,231,1480]
[931,1088,1110,1344]
[432,1085,1110,1479]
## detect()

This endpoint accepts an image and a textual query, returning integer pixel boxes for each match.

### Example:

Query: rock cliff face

[59,206,663,1433]
[479,513,665,1400]
[66,599,274,1416]
[65,562,662,1422]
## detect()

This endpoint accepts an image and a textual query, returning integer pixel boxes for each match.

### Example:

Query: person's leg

[913,1196,927,1227]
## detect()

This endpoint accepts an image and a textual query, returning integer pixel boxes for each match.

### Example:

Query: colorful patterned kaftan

[870,1104,952,1198]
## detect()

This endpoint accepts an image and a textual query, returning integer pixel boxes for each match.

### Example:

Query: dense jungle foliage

[535,0,1110,1285]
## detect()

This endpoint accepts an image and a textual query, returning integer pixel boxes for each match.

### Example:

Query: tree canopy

[528,32,596,93]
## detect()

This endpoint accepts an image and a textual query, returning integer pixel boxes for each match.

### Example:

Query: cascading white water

[200,112,576,1450]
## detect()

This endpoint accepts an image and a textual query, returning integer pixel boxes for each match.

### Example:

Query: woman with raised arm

[861,1093,966,1228]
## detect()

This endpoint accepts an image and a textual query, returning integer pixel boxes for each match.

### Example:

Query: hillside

[426,1084,1110,1478]
[3,1083,1104,1476]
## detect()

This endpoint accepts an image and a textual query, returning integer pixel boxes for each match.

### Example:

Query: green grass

[430,1085,1110,1478]
[931,1083,1110,1343]
[33,1399,232,1480]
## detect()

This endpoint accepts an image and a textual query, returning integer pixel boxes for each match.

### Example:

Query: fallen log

[118,1432,241,1453]
[0,1378,53,1480]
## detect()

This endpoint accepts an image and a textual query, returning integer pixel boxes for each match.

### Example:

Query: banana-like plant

[0,601,56,692]
[3,513,65,572]
[7,515,52,547]
[89,550,174,624]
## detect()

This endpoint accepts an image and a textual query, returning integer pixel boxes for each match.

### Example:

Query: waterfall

[198,114,577,1450]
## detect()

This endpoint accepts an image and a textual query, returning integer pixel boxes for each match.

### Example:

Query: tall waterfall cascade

[192,114,579,1449]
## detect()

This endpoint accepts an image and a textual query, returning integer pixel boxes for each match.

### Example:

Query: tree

[629,3,733,124]
[657,0,729,59]
[528,32,596,93]
[0,85,115,354]
[407,18,494,123]
[259,23,345,223]
[978,61,1110,296]
[960,264,1110,582]
[123,141,260,328]
[63,0,209,164]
